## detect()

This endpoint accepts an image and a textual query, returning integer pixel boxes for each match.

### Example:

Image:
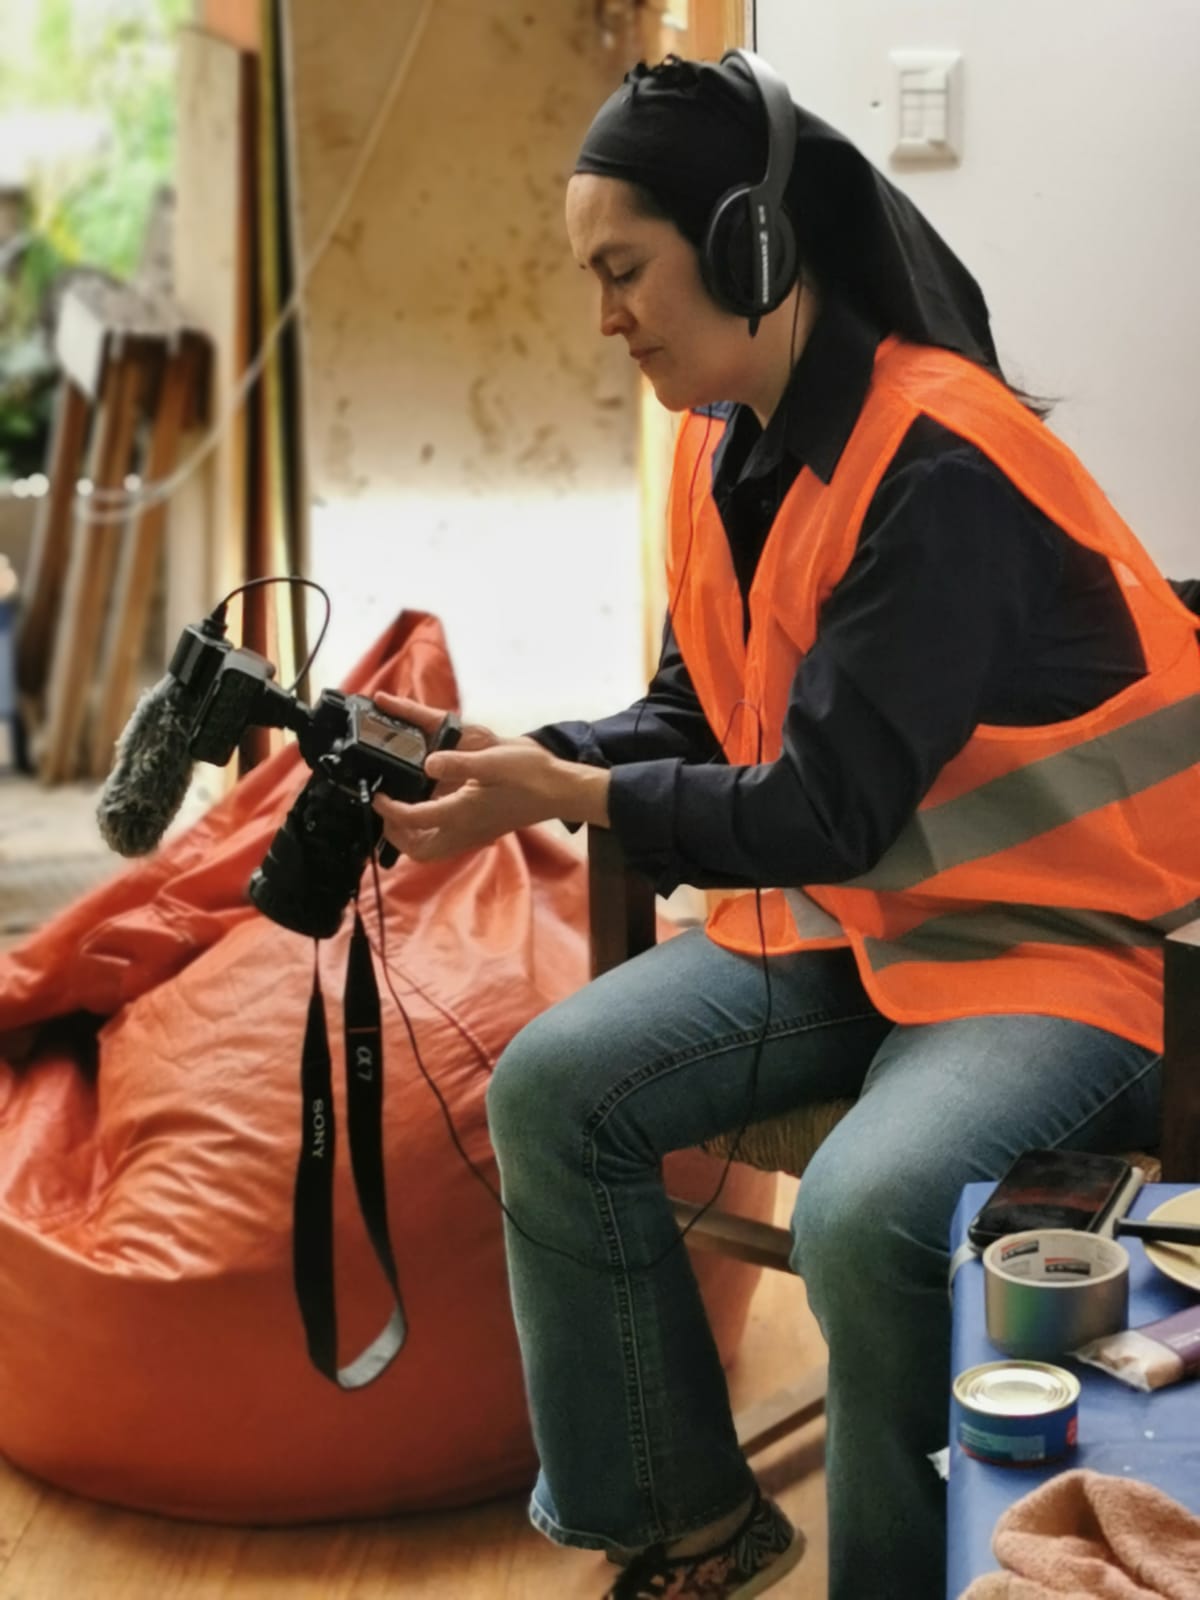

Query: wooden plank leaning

[86,337,202,779]
[14,380,92,725]
[37,338,150,783]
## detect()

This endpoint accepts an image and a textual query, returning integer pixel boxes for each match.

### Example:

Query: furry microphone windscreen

[96,674,198,856]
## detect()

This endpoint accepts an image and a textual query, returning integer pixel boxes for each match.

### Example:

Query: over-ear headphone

[702,49,799,330]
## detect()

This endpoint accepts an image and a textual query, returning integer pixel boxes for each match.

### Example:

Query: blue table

[946,1181,1200,1599]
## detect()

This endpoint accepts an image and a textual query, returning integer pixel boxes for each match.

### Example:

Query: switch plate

[889,49,963,165]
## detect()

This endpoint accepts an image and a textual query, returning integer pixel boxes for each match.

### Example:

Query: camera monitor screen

[357,709,427,767]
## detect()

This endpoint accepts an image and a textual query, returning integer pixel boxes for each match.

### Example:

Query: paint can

[953,1360,1080,1466]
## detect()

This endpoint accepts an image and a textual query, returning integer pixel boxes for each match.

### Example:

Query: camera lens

[249,774,378,938]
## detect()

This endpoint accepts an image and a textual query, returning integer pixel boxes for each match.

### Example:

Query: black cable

[360,843,682,1274]
[238,312,810,1275]
[348,298,807,1276]
[357,835,778,1276]
[623,405,770,1258]
[359,292,811,1274]
[615,288,809,1248]
[210,574,333,695]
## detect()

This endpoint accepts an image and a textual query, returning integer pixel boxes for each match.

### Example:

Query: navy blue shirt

[531,297,1146,896]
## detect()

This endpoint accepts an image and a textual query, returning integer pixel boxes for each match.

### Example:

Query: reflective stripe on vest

[849,693,1200,895]
[668,339,1200,1051]
[862,897,1200,972]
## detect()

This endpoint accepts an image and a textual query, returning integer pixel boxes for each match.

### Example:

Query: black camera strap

[293,910,407,1387]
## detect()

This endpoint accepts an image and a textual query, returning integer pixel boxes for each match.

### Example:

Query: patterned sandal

[605,1492,805,1598]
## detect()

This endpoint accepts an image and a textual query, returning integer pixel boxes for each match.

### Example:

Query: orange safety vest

[666,338,1200,1051]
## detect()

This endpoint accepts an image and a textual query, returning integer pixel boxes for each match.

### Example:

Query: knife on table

[1114,1217,1200,1247]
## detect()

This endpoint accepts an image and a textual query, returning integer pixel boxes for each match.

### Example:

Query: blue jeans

[485,929,1160,1600]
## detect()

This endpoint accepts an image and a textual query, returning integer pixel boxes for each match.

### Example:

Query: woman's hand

[370,695,610,862]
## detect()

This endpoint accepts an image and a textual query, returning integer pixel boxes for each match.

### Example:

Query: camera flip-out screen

[354,708,427,767]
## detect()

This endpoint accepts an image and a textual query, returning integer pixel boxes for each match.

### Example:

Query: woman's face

[565,173,757,413]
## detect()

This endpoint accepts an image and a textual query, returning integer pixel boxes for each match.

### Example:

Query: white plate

[1143,1188,1200,1292]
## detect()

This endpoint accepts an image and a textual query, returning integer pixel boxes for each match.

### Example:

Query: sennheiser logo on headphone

[756,201,770,303]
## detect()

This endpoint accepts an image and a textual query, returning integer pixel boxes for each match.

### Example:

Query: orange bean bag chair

[0,611,775,1523]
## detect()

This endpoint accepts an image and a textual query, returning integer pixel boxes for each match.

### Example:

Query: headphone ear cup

[702,186,798,319]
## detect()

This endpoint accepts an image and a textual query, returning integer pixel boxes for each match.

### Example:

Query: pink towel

[959,1469,1200,1600]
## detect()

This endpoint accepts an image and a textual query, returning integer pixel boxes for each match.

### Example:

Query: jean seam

[1045,1049,1162,1150]
[577,1002,883,1542]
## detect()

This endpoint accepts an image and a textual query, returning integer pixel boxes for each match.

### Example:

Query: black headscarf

[575,55,999,372]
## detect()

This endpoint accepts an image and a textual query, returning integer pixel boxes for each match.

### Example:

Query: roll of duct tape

[984,1229,1129,1359]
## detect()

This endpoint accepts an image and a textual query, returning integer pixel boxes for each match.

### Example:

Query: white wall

[759,0,1200,576]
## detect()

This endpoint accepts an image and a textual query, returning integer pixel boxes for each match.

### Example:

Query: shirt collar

[717,293,883,489]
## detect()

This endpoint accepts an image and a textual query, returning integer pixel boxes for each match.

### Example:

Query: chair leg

[1162,919,1200,1180]
[670,1197,793,1271]
[735,1366,828,1457]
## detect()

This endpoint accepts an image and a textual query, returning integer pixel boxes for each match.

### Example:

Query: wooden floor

[0,776,830,1599]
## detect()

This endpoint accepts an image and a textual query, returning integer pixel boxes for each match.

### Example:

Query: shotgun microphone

[96,672,197,857]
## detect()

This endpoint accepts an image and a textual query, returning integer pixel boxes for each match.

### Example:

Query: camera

[167,611,459,937]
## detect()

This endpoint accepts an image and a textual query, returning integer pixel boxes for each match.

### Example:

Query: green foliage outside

[0,0,191,478]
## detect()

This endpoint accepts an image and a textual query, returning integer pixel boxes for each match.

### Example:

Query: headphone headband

[722,49,796,240]
[704,49,799,325]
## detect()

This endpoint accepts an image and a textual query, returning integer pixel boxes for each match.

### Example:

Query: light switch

[889,49,963,165]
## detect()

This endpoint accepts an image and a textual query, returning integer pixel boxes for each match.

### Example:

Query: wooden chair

[586,825,1200,1458]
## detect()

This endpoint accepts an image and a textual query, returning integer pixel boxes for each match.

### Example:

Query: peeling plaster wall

[287,0,642,727]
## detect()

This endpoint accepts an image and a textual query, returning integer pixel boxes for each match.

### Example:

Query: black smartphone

[967,1148,1134,1249]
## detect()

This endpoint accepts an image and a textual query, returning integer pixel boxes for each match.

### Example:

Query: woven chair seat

[703,1099,856,1179]
[702,1100,1163,1185]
